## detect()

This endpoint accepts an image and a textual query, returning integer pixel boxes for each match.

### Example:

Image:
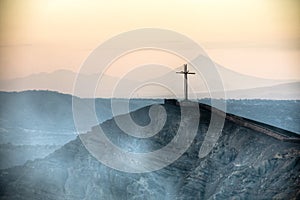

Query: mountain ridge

[0,102,299,199]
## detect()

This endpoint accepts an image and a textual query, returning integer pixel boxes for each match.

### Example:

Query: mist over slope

[0,103,299,199]
[0,90,161,134]
[0,90,299,171]
[0,91,161,169]
[0,90,299,141]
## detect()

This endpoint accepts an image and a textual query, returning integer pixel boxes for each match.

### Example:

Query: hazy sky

[0,0,299,80]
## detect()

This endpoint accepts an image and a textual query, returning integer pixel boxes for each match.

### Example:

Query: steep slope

[199,99,300,134]
[0,103,299,199]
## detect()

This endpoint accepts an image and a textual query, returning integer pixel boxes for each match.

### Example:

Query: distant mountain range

[0,61,298,99]
[199,81,300,99]
[0,70,118,97]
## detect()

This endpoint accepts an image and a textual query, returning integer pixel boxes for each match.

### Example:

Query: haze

[0,0,299,80]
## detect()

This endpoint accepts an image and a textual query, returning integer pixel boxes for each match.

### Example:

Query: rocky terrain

[0,103,299,199]
[0,143,60,170]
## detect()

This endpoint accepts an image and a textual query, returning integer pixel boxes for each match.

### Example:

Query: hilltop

[0,102,299,199]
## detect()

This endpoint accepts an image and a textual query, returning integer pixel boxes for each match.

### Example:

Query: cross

[176,64,195,100]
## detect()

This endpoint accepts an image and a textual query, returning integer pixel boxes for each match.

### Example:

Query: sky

[0,0,299,80]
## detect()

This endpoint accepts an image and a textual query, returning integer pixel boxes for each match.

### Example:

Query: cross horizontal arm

[176,71,195,74]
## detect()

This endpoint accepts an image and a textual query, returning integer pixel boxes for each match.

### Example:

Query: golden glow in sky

[0,0,299,80]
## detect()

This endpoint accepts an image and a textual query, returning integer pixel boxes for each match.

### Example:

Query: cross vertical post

[176,64,195,100]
